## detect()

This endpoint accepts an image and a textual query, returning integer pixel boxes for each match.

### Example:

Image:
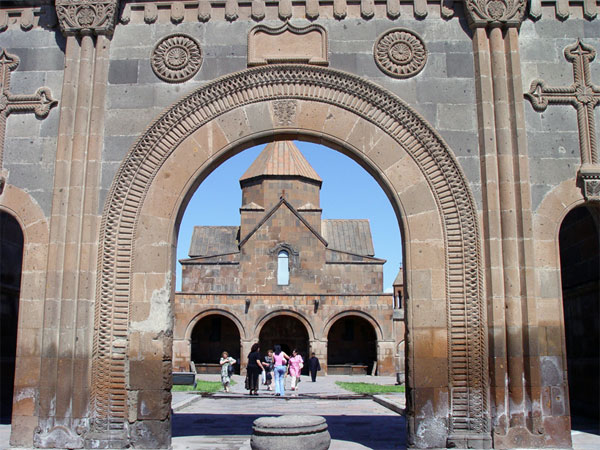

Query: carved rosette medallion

[374,29,427,79]
[55,0,119,35]
[273,99,297,125]
[464,0,527,28]
[151,34,203,83]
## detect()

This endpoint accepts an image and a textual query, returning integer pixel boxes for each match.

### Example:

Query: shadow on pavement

[571,416,600,435]
[173,413,407,449]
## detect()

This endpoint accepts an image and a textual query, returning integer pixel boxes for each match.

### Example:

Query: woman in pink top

[288,349,304,391]
[272,345,289,396]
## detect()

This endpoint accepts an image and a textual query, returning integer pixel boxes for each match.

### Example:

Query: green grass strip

[172,379,234,393]
[335,381,405,394]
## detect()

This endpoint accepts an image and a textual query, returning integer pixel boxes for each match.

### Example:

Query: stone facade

[174,141,398,375]
[0,1,598,449]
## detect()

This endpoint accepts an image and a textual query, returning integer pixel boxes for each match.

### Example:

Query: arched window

[277,250,289,285]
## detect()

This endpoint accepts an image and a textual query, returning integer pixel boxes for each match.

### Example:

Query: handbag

[227,363,234,377]
[244,373,250,390]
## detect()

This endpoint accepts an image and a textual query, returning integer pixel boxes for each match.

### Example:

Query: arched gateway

[90,65,488,449]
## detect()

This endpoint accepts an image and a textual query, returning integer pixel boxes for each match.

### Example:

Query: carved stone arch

[254,309,316,342]
[92,64,489,446]
[322,310,383,341]
[184,308,247,341]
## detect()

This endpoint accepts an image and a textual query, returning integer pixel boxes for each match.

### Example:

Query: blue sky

[176,141,403,292]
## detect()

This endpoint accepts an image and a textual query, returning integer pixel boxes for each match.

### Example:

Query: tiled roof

[239,141,322,184]
[188,226,239,257]
[322,219,375,256]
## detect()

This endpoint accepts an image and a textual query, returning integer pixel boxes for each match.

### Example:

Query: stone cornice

[55,0,119,36]
[464,0,527,29]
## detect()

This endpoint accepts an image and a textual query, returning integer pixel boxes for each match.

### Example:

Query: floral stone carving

[464,0,527,28]
[374,29,427,79]
[55,0,119,36]
[151,34,203,83]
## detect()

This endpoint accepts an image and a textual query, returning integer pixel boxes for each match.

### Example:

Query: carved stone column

[34,2,118,448]
[467,1,570,448]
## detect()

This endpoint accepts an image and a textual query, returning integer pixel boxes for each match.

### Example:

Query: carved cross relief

[526,40,600,200]
[0,48,57,191]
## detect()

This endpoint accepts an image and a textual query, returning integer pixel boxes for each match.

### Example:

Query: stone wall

[520,16,600,211]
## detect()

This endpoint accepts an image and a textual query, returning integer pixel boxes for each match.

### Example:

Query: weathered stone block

[108,59,139,85]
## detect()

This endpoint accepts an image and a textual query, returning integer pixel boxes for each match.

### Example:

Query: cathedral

[174,140,404,376]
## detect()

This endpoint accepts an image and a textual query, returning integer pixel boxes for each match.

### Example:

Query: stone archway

[190,314,242,375]
[258,314,310,370]
[558,204,600,428]
[0,210,23,423]
[0,184,50,447]
[91,65,488,449]
[327,315,378,375]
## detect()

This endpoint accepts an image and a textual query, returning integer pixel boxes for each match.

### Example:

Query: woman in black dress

[247,343,264,395]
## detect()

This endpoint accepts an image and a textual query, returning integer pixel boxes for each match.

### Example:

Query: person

[219,351,236,392]
[263,349,274,391]
[288,349,304,392]
[308,352,321,382]
[246,343,264,395]
[272,344,289,396]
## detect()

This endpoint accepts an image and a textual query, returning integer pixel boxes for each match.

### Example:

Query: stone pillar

[240,339,254,373]
[30,2,119,449]
[467,1,570,447]
[309,339,327,374]
[376,340,395,376]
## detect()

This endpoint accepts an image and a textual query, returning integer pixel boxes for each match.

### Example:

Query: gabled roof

[239,197,328,248]
[239,141,322,185]
[188,226,240,258]
[321,219,375,256]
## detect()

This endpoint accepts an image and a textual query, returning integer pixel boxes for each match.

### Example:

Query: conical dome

[240,141,322,185]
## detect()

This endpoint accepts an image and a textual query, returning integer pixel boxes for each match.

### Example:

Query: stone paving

[0,374,598,449]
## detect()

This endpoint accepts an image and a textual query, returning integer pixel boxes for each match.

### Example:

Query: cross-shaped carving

[0,48,58,171]
[526,40,600,201]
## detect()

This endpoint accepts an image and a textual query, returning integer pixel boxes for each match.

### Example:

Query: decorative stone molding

[248,23,328,67]
[374,29,427,79]
[579,166,600,201]
[92,65,489,443]
[55,0,119,36]
[151,34,203,83]
[464,0,527,28]
[525,40,599,173]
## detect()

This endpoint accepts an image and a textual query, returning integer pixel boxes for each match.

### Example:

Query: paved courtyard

[1,375,598,449]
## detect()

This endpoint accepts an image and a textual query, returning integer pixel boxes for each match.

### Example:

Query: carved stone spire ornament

[525,40,600,201]
[55,0,120,36]
[464,0,527,28]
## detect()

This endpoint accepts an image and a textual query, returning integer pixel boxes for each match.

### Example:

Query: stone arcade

[0,1,598,449]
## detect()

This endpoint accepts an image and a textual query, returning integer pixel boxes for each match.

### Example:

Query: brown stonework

[4,3,593,448]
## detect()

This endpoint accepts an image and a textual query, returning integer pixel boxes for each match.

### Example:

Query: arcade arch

[326,314,378,375]
[91,65,487,448]
[190,314,242,375]
[258,315,310,368]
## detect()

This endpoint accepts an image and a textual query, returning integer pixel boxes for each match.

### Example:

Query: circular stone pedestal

[250,415,331,450]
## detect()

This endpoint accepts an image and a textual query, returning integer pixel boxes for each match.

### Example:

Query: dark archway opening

[328,316,377,375]
[0,211,24,423]
[559,204,599,433]
[259,315,309,374]
[191,315,241,374]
